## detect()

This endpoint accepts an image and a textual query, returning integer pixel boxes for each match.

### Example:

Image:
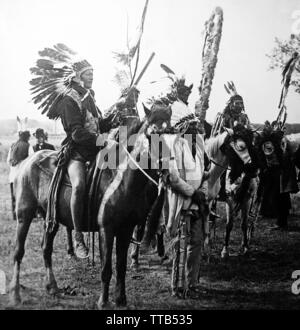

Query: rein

[121,143,159,187]
[210,158,230,171]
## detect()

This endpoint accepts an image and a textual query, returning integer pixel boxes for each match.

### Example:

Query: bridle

[210,158,230,171]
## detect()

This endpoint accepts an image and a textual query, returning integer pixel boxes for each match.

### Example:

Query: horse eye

[235,140,246,151]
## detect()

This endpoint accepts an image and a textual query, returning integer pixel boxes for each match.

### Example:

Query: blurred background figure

[33,128,55,152]
[7,131,34,220]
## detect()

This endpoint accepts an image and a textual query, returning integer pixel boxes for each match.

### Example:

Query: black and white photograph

[0,0,300,317]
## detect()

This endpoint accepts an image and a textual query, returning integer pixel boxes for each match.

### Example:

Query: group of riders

[7,49,300,302]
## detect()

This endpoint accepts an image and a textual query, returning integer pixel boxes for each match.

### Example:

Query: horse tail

[143,188,165,247]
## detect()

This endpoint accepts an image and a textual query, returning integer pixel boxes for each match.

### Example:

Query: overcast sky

[0,0,299,126]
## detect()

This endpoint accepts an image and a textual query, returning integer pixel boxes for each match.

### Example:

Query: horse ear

[224,127,234,136]
[16,116,21,132]
[143,103,151,117]
[224,84,231,95]
[253,131,261,139]
[24,117,28,129]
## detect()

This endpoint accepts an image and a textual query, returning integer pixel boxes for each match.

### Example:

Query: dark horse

[9,106,171,308]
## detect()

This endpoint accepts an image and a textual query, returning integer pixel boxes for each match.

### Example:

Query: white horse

[205,128,259,258]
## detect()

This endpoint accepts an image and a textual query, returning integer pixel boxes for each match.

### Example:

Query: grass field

[0,136,300,310]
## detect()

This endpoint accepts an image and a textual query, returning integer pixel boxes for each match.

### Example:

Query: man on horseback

[211,82,252,203]
[29,44,110,258]
[54,61,103,258]
[211,82,250,136]
[29,44,142,259]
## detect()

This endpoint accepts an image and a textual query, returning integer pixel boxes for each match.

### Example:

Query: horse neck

[206,134,229,193]
[115,133,158,201]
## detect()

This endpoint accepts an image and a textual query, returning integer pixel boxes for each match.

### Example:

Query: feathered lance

[130,0,150,87]
[275,52,299,129]
[108,0,153,119]
[112,0,151,93]
[195,7,223,127]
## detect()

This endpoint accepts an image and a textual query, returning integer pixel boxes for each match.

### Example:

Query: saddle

[36,149,114,233]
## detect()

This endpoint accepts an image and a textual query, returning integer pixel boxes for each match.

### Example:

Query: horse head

[254,122,287,169]
[221,124,258,182]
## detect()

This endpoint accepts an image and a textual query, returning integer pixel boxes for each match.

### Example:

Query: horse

[8,105,172,308]
[253,125,300,230]
[205,124,259,258]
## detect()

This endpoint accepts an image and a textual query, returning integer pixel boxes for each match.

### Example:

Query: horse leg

[157,233,168,263]
[130,223,145,269]
[240,201,250,256]
[9,209,34,306]
[10,183,16,221]
[97,226,114,309]
[42,224,60,295]
[66,227,74,256]
[115,229,132,307]
[221,198,234,259]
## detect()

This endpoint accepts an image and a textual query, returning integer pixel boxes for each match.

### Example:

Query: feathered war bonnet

[148,64,199,134]
[223,81,244,112]
[29,43,93,119]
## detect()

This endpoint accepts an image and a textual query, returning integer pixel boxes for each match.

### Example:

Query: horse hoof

[67,250,75,257]
[97,298,112,310]
[240,247,249,256]
[46,282,59,296]
[130,260,139,270]
[221,248,229,259]
[8,291,22,308]
[115,297,127,308]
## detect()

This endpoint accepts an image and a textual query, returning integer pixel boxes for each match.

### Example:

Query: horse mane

[205,132,228,160]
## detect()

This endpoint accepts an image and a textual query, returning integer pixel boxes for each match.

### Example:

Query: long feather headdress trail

[275,52,299,129]
[29,43,92,119]
[195,7,223,124]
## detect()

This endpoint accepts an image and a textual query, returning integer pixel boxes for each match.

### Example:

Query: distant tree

[267,34,300,93]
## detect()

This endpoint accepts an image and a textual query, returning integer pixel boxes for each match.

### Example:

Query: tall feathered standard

[29,43,80,119]
[195,7,223,124]
[112,0,150,93]
[278,52,299,109]
[275,52,299,129]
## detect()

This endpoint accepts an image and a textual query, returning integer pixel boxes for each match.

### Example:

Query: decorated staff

[103,0,154,128]
[275,51,299,130]
[195,7,223,130]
